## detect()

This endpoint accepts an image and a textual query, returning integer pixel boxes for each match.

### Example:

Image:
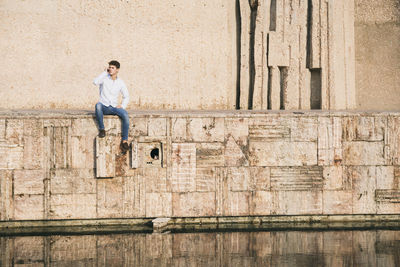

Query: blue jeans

[95,102,129,141]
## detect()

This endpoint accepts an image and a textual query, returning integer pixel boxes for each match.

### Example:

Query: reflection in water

[1,230,400,266]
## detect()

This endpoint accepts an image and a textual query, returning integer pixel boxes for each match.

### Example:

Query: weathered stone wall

[355,0,400,110]
[0,110,399,221]
[1,230,399,266]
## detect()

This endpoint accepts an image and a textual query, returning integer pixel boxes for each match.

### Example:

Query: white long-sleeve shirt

[93,71,130,109]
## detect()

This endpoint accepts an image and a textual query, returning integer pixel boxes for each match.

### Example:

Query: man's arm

[120,83,130,109]
[93,71,108,86]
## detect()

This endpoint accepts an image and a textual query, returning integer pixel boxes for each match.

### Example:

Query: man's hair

[108,60,120,69]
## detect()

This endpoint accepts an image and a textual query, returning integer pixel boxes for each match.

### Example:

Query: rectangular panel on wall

[96,136,115,178]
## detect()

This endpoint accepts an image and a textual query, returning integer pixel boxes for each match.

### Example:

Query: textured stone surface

[172,192,215,217]
[14,170,45,195]
[0,111,400,221]
[14,195,44,220]
[249,141,317,166]
[96,136,115,178]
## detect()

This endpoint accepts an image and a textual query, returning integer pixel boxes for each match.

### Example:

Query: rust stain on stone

[334,155,342,166]
[115,153,128,177]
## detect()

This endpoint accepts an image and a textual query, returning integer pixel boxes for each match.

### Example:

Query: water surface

[1,229,399,266]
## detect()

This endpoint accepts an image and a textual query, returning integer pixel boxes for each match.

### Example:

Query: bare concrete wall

[0,0,236,110]
[355,0,400,110]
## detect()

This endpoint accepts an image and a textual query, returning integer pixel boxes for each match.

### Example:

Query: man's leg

[95,102,106,137]
[112,107,130,141]
[107,106,130,153]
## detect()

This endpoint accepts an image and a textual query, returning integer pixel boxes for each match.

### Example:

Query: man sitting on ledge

[94,60,130,154]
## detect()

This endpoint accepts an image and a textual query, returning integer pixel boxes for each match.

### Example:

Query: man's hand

[117,105,122,108]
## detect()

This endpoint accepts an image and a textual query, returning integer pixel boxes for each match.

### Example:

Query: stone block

[14,194,44,220]
[225,118,249,145]
[223,192,250,216]
[323,166,344,190]
[249,141,317,166]
[386,116,400,165]
[249,118,290,142]
[187,118,224,142]
[290,117,318,142]
[5,119,24,145]
[50,169,95,194]
[172,192,215,217]
[196,143,224,167]
[343,141,385,165]
[196,168,215,192]
[131,139,139,169]
[96,136,115,178]
[140,168,169,192]
[323,191,353,214]
[224,136,248,167]
[0,170,13,220]
[49,193,96,219]
[376,190,400,213]
[250,167,270,191]
[71,136,94,169]
[123,175,146,218]
[227,167,250,192]
[148,117,167,137]
[103,116,120,136]
[46,126,71,169]
[252,191,273,215]
[274,191,322,215]
[146,192,172,217]
[23,119,44,169]
[97,177,124,218]
[343,116,385,141]
[171,143,196,192]
[132,117,148,137]
[376,166,395,189]
[348,166,377,214]
[171,118,188,142]
[271,166,323,191]
[0,119,5,140]
[14,170,45,195]
[318,117,343,166]
[0,144,24,169]
[70,118,98,136]
[137,142,163,168]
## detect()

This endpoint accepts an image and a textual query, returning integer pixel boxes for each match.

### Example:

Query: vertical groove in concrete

[235,0,242,110]
[248,1,258,110]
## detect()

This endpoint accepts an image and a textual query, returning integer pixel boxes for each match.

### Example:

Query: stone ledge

[1,214,400,235]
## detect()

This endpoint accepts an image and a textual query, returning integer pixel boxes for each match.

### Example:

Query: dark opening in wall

[269,0,277,31]
[150,148,159,160]
[267,66,272,109]
[279,66,288,110]
[248,1,258,110]
[310,69,322,109]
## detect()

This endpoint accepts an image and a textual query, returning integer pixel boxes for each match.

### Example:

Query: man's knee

[95,102,102,112]
[120,110,129,121]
